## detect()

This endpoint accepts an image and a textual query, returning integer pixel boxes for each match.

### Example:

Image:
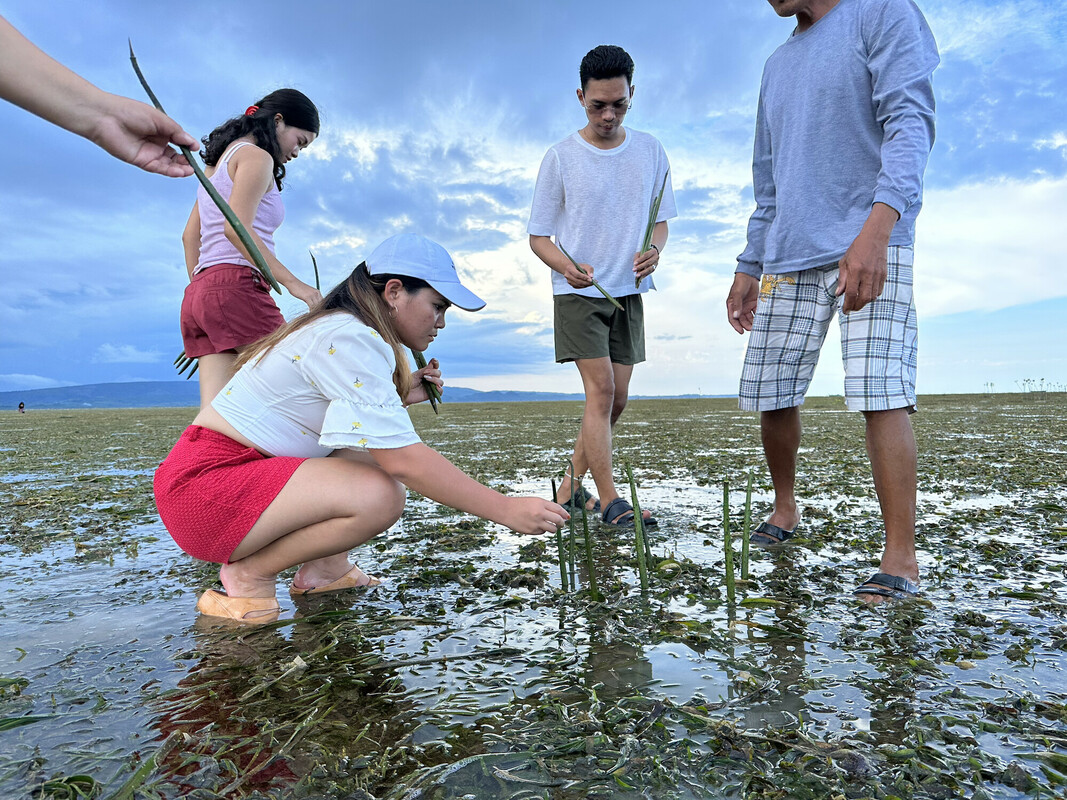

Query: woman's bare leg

[219,456,406,598]
[196,352,238,409]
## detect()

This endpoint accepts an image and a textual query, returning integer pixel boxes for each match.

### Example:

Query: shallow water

[1,396,1065,799]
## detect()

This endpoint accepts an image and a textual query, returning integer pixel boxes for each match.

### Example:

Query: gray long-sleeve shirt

[736,0,939,279]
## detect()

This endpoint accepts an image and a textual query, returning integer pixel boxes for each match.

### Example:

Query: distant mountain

[0,381,716,410]
[1,381,200,410]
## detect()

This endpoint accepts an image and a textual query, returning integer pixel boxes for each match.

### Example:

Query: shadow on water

[1,398,1066,798]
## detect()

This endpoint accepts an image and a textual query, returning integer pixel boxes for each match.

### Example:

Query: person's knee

[583,386,612,415]
[368,473,406,529]
[861,407,906,419]
[334,468,406,535]
[610,393,628,423]
[761,406,800,429]
[762,405,798,420]
[385,477,406,525]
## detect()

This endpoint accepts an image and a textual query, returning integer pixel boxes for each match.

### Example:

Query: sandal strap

[558,484,596,510]
[853,572,920,598]
[601,497,635,525]
[750,521,796,544]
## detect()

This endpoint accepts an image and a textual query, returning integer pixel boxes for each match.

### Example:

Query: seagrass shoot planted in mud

[626,460,650,594]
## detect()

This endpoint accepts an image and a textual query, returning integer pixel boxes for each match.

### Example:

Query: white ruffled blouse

[212,312,421,457]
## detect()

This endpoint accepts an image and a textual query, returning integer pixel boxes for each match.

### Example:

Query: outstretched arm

[0,15,197,177]
[371,443,569,536]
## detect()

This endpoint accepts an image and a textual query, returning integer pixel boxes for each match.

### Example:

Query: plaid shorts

[739,246,917,412]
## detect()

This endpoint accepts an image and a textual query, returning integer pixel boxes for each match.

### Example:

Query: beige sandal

[196,589,280,624]
[289,565,381,596]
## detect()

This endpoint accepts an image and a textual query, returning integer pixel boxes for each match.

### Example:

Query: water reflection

[852,602,929,748]
[739,552,810,730]
[583,637,653,700]
[149,610,422,797]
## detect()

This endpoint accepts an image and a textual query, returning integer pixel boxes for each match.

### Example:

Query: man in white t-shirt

[528,44,677,528]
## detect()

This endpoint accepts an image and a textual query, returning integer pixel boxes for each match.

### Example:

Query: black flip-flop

[853,572,920,601]
[749,521,796,546]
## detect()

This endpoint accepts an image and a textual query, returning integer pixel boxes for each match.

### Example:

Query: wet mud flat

[0,394,1065,799]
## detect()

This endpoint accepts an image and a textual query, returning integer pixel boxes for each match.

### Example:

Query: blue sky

[1,0,1064,397]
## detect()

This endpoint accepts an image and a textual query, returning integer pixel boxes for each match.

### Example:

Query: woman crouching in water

[155,234,568,623]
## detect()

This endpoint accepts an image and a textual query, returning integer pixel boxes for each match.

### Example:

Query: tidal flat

[0,394,1065,799]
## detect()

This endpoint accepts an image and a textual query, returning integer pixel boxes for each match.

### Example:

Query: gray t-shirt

[528,128,676,298]
[737,0,939,278]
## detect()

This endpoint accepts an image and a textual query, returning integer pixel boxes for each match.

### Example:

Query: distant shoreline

[0,380,727,410]
[1,381,1057,412]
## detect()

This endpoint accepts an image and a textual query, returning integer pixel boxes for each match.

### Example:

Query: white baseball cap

[366,234,486,311]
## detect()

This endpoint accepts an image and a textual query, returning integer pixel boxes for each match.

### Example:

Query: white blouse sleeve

[299,320,421,451]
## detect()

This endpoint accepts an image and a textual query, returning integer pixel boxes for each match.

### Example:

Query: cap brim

[430,280,486,312]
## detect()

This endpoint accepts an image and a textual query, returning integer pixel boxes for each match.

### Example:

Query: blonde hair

[236,263,428,398]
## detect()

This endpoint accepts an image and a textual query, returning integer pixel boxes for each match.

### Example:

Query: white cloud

[1035,133,1067,152]
[916,175,1067,316]
[93,344,162,364]
[0,374,70,392]
[925,1,1064,60]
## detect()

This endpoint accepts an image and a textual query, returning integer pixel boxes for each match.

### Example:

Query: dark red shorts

[153,425,305,563]
[180,264,286,357]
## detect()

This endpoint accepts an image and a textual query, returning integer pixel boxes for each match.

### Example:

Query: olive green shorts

[553,293,645,365]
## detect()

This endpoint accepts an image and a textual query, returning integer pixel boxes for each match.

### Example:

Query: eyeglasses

[583,100,632,115]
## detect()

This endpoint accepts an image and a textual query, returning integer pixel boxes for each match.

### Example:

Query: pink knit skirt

[154,425,305,563]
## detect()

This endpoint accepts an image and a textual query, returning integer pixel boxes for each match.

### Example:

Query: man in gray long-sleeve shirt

[726,0,938,602]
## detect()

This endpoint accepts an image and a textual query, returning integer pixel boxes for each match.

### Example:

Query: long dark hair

[236,264,431,399]
[200,88,319,191]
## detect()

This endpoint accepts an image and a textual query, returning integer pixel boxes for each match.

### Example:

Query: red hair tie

[245,105,259,116]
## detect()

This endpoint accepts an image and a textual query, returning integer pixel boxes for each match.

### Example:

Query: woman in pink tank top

[180,89,323,408]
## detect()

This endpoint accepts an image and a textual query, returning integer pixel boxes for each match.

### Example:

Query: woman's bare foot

[218,560,278,599]
[290,553,360,592]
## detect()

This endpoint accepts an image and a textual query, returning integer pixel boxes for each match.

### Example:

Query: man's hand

[530,235,595,290]
[633,246,659,283]
[564,260,594,290]
[837,202,899,314]
[726,273,760,333]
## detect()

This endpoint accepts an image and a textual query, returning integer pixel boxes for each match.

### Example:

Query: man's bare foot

[750,503,800,545]
[765,503,800,534]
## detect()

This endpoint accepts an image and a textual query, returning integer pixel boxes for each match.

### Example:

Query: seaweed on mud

[2,396,1066,799]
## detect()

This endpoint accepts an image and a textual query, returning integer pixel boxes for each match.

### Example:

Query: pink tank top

[194,141,285,275]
